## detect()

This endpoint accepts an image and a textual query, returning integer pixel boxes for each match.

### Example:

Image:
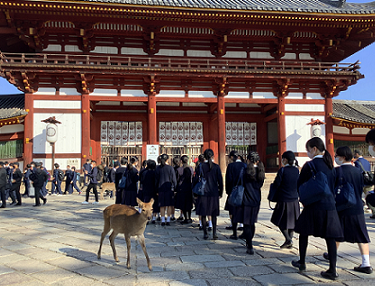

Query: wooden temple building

[1,0,375,171]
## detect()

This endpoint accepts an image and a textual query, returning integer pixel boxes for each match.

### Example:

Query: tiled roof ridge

[332,100,375,124]
[346,102,375,121]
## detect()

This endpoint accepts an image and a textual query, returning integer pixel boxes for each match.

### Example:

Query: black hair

[354,149,362,156]
[160,154,169,167]
[336,146,353,162]
[127,157,138,170]
[0,162,3,166]
[157,156,161,164]
[114,161,120,168]
[4,161,8,164]
[27,164,31,168]
[282,151,299,167]
[71,166,76,171]
[306,137,333,170]
[366,129,375,145]
[92,160,96,164]
[54,163,59,169]
[203,149,214,170]
[198,154,205,163]
[120,157,128,166]
[13,162,19,167]
[181,155,189,167]
[246,152,265,181]
[173,157,181,167]
[142,160,147,168]
[147,160,156,170]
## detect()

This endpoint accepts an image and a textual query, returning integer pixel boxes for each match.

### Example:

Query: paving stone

[6,259,56,274]
[253,272,315,285]
[0,272,33,285]
[181,254,225,263]
[30,267,75,283]
[204,260,246,268]
[137,270,190,283]
[205,277,261,286]
[165,262,204,271]
[47,256,96,271]
[49,274,108,286]
[105,274,137,286]
[189,268,233,279]
[169,279,208,286]
[0,265,15,275]
[229,265,275,276]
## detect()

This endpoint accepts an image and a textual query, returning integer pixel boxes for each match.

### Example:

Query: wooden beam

[264,113,277,122]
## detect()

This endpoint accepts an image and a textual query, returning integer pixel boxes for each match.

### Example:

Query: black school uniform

[225,161,246,214]
[270,165,300,230]
[121,167,139,206]
[175,166,194,212]
[335,164,370,243]
[155,164,177,207]
[139,169,159,212]
[195,162,223,217]
[233,168,264,225]
[294,157,343,239]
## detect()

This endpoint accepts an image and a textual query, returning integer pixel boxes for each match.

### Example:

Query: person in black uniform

[325,146,372,274]
[82,160,99,205]
[115,158,127,204]
[226,150,246,239]
[292,137,342,280]
[0,162,7,208]
[175,155,194,224]
[11,162,23,206]
[270,151,300,248]
[172,156,181,221]
[108,164,116,183]
[232,152,265,254]
[155,154,177,226]
[83,159,92,187]
[121,157,139,207]
[64,165,74,194]
[139,160,159,223]
[70,166,81,194]
[29,162,48,206]
[51,163,63,195]
[365,129,375,218]
[23,164,31,197]
[195,149,223,240]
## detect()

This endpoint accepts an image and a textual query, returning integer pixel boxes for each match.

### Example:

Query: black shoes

[203,234,209,240]
[246,248,254,255]
[323,252,329,260]
[229,235,238,240]
[239,233,245,239]
[42,198,47,205]
[171,217,176,221]
[237,227,244,231]
[151,220,156,224]
[33,204,41,207]
[161,222,166,226]
[177,216,184,221]
[212,234,218,240]
[354,265,373,274]
[225,226,233,230]
[207,227,212,231]
[10,201,16,206]
[0,205,5,208]
[291,260,306,271]
[280,241,293,249]
[166,222,170,226]
[15,203,22,206]
[320,270,338,280]
[199,226,203,230]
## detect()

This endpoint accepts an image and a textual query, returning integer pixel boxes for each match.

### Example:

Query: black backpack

[57,169,64,181]
[96,168,103,182]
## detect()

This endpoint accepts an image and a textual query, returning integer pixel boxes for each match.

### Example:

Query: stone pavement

[1,185,375,286]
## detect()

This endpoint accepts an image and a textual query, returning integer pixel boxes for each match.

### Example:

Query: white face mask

[307,150,315,159]
[369,146,375,157]
[335,157,344,165]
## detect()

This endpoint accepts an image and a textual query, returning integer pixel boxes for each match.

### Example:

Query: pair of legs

[12,185,22,205]
[85,183,98,202]
[336,242,371,268]
[244,223,255,253]
[160,206,173,224]
[279,228,294,247]
[0,187,6,208]
[72,182,81,193]
[202,215,217,239]
[51,181,62,194]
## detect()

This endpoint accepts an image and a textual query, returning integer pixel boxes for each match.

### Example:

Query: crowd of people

[0,132,374,280]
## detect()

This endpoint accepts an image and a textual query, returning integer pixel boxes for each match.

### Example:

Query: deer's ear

[149,198,154,205]
[136,198,143,207]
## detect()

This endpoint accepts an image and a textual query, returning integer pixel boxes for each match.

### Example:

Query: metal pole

[51,142,55,170]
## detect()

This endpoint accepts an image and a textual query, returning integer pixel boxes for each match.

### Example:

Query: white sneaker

[92,201,99,205]
[82,201,89,205]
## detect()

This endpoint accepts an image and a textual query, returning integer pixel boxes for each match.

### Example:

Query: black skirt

[271,200,300,230]
[233,205,260,225]
[175,190,193,212]
[224,196,234,214]
[294,208,343,239]
[336,212,371,243]
[122,190,137,207]
[195,196,220,217]
[158,189,174,207]
[152,195,160,213]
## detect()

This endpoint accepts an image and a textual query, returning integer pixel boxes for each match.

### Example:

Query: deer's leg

[125,234,131,269]
[138,234,152,271]
[109,230,119,262]
[97,220,111,259]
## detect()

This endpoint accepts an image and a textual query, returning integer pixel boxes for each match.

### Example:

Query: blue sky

[0,0,374,101]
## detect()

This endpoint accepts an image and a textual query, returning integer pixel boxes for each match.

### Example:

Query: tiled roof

[0,94,27,120]
[79,0,375,14]
[332,100,375,124]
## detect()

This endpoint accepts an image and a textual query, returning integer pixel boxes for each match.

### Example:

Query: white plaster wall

[90,89,117,97]
[299,53,314,60]
[59,88,81,96]
[333,126,350,134]
[156,49,184,57]
[253,92,275,99]
[0,124,24,134]
[286,93,303,100]
[227,92,249,98]
[43,44,61,52]
[188,91,216,98]
[34,100,81,109]
[156,90,185,98]
[285,104,325,112]
[250,51,273,59]
[33,113,81,154]
[121,90,147,97]
[121,47,147,55]
[65,45,81,52]
[282,53,296,60]
[92,46,118,54]
[34,88,56,95]
[34,158,81,172]
[352,128,371,135]
[187,50,213,57]
[306,93,323,100]
[222,51,247,58]
[285,115,326,153]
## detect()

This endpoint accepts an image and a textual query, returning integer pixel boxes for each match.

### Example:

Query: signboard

[147,145,159,162]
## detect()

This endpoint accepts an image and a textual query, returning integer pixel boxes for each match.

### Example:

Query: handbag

[299,161,332,206]
[192,165,206,196]
[118,171,127,189]
[335,167,356,212]
[357,160,374,186]
[268,167,284,203]
[228,168,245,207]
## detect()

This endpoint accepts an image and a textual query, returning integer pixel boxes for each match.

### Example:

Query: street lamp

[42,116,61,170]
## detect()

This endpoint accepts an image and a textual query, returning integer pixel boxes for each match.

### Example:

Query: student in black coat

[108,165,116,183]
[70,166,81,194]
[139,160,159,222]
[175,155,194,224]
[155,154,177,226]
[226,150,247,238]
[115,157,127,204]
[82,161,99,204]
[121,157,139,207]
[330,146,372,274]
[270,151,300,249]
[232,152,265,254]
[51,163,63,195]
[29,162,48,206]
[0,162,7,208]
[195,149,223,240]
[64,165,74,194]
[11,162,23,206]
[292,137,342,281]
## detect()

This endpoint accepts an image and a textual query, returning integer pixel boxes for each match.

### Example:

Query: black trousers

[85,183,98,202]
[0,187,6,207]
[34,186,42,206]
[12,184,21,204]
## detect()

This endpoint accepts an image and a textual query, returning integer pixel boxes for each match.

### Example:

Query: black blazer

[242,168,264,207]
[272,166,299,202]
[199,162,223,197]
[225,161,246,195]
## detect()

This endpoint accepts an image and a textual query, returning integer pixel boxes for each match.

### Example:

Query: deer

[97,198,154,271]
[99,182,116,200]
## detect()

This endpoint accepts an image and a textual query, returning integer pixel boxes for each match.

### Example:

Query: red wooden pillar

[148,94,157,144]
[81,93,91,160]
[217,95,226,171]
[277,96,286,166]
[23,92,33,164]
[325,96,334,157]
